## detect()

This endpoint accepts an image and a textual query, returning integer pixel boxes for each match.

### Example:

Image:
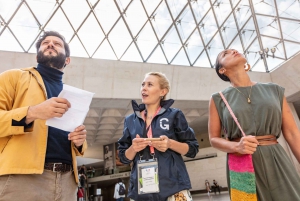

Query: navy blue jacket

[118,99,199,201]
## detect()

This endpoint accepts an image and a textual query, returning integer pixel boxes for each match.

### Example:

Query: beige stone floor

[192,191,230,201]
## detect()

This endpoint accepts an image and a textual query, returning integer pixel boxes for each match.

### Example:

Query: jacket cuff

[73,140,87,156]
[184,142,198,158]
[11,106,34,134]
[119,149,133,164]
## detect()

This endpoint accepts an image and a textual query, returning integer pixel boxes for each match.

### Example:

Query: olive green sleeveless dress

[212,83,300,201]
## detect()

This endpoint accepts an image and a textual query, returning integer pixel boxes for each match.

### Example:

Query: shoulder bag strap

[219,92,246,137]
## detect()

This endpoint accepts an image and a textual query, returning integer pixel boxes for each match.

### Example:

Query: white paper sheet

[46,84,94,132]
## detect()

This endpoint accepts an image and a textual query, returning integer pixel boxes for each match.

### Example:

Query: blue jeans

[116,198,124,201]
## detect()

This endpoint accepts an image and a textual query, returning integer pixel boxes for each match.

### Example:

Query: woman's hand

[149,135,171,152]
[131,134,150,153]
[236,135,259,154]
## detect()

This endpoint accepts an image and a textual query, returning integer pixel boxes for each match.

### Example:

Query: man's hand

[68,125,87,147]
[26,97,71,124]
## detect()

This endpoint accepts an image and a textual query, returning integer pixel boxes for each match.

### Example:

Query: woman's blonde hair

[145,72,170,100]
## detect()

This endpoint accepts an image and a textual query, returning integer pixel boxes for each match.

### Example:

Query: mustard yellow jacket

[0,67,87,183]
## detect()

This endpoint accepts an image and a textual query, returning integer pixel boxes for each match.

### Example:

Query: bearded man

[0,31,87,201]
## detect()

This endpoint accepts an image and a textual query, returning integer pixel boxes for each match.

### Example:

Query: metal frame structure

[0,0,300,72]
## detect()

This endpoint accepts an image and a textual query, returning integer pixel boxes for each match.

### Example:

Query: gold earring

[245,64,251,71]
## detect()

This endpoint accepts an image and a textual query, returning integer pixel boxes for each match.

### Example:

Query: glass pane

[245,39,260,68]
[194,51,211,68]
[151,1,173,40]
[256,15,280,38]
[68,35,89,58]
[121,42,143,62]
[109,18,132,59]
[88,0,99,7]
[176,6,196,42]
[231,0,240,7]
[166,0,187,19]
[0,29,23,52]
[251,58,266,72]
[280,19,300,43]
[142,0,161,16]
[208,32,224,66]
[94,0,120,34]
[267,57,284,71]
[9,3,39,51]
[44,8,74,43]
[161,25,182,61]
[26,0,59,26]
[235,0,251,28]
[124,0,148,37]
[136,22,158,60]
[0,0,21,22]
[190,0,210,24]
[77,13,104,56]
[61,0,90,30]
[172,47,190,65]
[28,32,43,53]
[116,0,131,11]
[93,39,117,60]
[284,41,300,58]
[278,0,300,19]
[185,30,204,64]
[214,0,232,25]
[241,18,257,49]
[253,0,276,15]
[199,10,218,45]
[229,36,244,53]
[147,45,168,64]
[221,14,238,47]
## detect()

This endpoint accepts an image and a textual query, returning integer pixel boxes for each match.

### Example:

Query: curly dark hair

[35,31,70,57]
[215,51,230,82]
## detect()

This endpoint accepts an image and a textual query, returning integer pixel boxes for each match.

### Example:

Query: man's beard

[37,50,67,70]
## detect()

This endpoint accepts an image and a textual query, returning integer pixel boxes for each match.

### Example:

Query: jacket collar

[131,99,174,118]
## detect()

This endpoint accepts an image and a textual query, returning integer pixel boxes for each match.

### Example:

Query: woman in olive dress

[208,49,300,201]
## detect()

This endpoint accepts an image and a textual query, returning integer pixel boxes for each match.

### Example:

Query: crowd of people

[0,30,299,201]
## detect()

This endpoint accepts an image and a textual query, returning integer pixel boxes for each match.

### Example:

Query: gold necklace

[232,85,253,104]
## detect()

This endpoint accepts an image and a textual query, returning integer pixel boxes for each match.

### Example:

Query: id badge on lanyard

[137,107,161,194]
[137,157,159,194]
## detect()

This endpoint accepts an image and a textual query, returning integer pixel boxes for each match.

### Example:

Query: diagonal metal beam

[249,0,269,72]
[255,13,300,23]
[0,1,26,51]
[229,0,245,50]
[164,1,191,65]
[113,0,145,61]
[142,0,172,63]
[26,0,65,54]
[85,0,116,58]
[188,1,213,67]
[260,34,300,45]
[60,4,91,57]
[191,1,241,67]
[85,0,118,59]
[273,0,287,60]
[225,15,252,51]
[209,0,226,49]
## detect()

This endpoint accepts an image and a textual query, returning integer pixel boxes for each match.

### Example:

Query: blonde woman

[118,72,199,201]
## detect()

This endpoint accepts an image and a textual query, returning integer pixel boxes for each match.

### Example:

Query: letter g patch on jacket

[160,118,169,130]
